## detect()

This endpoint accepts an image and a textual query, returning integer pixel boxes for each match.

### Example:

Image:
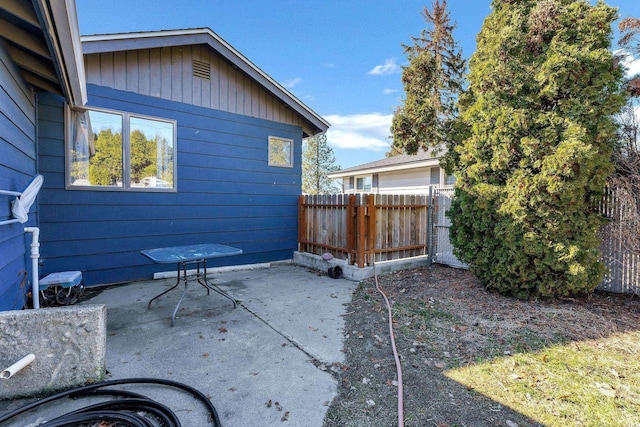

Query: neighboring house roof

[80,28,330,137]
[0,0,86,106]
[328,149,442,178]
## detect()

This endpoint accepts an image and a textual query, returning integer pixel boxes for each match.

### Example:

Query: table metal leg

[147,262,182,310]
[198,259,237,309]
[195,260,210,294]
[170,263,191,327]
[147,259,236,326]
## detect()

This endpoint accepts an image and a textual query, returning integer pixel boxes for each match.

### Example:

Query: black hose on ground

[0,377,222,427]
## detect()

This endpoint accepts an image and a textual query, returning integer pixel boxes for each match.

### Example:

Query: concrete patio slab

[0,262,357,427]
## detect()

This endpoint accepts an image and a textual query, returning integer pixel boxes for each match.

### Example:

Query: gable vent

[192,59,211,80]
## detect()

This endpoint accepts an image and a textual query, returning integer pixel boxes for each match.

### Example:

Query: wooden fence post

[298,195,306,253]
[367,194,376,266]
[356,195,366,267]
[346,195,356,265]
[427,187,433,266]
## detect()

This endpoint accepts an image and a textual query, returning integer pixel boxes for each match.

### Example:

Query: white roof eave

[327,158,441,179]
[34,0,87,107]
[81,28,329,134]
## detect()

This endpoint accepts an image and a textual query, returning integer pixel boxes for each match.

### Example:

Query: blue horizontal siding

[37,86,304,286]
[42,228,297,260]
[41,205,296,227]
[41,188,295,207]
[0,260,28,311]
[42,219,295,243]
[0,234,26,272]
[0,42,37,311]
[0,113,36,165]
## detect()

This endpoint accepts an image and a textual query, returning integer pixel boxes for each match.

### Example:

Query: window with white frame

[444,173,456,186]
[355,175,372,192]
[268,136,293,168]
[66,107,176,191]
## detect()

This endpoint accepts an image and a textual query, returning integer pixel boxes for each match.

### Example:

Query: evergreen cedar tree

[448,0,629,298]
[390,0,466,161]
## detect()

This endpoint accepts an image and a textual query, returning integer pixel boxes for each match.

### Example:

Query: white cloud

[367,58,401,76]
[384,88,399,95]
[616,50,640,78]
[283,77,303,88]
[624,57,640,78]
[324,113,393,151]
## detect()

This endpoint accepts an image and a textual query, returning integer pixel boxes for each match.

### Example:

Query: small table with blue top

[141,243,242,326]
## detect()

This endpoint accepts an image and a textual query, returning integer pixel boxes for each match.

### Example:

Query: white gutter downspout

[23,228,41,309]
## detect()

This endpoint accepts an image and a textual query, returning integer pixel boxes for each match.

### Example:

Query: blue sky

[76,0,640,169]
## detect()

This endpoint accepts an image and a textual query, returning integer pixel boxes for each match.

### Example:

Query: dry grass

[324,265,640,427]
[446,331,640,426]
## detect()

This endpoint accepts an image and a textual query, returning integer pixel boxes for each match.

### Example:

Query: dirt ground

[322,264,640,427]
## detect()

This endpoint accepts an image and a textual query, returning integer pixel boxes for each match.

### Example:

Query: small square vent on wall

[192,59,211,80]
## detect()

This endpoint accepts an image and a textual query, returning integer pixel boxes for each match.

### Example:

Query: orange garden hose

[373,261,405,427]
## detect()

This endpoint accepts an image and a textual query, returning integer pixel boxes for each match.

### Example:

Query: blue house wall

[0,43,39,310]
[37,84,303,286]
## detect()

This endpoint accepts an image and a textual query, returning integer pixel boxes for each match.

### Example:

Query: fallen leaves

[266,399,289,421]
[326,264,640,427]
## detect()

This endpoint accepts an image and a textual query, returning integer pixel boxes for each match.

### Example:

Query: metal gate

[432,187,467,269]
[598,185,640,294]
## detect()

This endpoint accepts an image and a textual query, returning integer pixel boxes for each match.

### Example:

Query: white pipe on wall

[1,354,36,379]
[24,227,40,309]
[2,177,45,309]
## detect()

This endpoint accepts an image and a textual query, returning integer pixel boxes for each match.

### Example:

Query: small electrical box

[39,271,83,306]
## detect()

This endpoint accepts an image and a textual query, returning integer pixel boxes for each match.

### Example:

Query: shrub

[448,0,628,298]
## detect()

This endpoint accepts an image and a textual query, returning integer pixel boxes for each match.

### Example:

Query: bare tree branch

[609,104,640,252]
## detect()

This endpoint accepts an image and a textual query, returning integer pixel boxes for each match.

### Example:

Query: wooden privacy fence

[298,194,431,267]
[299,187,639,294]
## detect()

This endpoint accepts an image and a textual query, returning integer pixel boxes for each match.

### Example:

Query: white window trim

[65,105,178,192]
[442,169,456,186]
[355,174,373,193]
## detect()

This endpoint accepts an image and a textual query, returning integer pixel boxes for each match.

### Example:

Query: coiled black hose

[0,377,222,427]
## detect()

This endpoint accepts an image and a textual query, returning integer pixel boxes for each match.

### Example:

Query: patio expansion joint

[237,301,338,376]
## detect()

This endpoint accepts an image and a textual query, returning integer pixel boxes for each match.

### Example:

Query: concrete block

[0,305,106,399]
[293,251,431,281]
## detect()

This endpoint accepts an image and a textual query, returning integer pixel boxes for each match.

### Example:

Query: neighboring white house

[327,149,455,194]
